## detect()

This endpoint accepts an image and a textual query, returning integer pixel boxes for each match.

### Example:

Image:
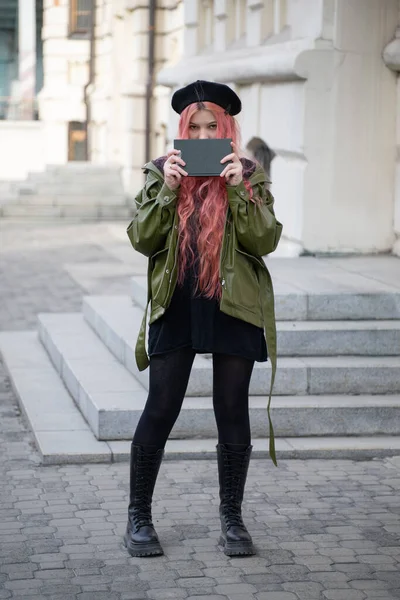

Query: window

[69,0,93,38]
[68,122,87,161]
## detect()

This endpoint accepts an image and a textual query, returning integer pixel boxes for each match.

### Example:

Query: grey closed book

[174,138,232,176]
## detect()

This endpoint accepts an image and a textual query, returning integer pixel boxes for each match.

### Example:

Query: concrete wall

[383,3,400,256]
[0,121,45,180]
[90,0,140,189]
[158,0,399,255]
[298,0,398,254]
[395,75,400,256]
[89,0,183,197]
[37,0,89,165]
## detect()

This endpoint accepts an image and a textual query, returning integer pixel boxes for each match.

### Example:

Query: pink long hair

[177,101,248,300]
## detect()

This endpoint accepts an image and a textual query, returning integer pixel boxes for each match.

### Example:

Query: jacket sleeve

[227,179,283,257]
[127,171,178,258]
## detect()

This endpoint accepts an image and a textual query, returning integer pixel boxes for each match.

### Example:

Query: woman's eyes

[189,124,217,130]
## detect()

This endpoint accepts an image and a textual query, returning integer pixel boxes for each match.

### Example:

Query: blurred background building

[0,0,399,257]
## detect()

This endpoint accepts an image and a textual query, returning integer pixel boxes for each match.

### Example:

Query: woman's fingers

[165,170,182,190]
[220,141,242,181]
[166,159,187,175]
[167,148,185,162]
[170,164,188,177]
[166,154,186,168]
[221,142,240,164]
[164,153,188,190]
[167,148,181,158]
[220,152,237,165]
[220,163,240,178]
[220,165,231,178]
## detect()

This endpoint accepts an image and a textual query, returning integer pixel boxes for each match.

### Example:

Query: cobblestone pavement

[0,220,139,331]
[0,219,400,600]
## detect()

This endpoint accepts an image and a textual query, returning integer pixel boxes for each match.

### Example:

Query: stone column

[18,0,36,119]
[297,0,399,254]
[384,23,400,256]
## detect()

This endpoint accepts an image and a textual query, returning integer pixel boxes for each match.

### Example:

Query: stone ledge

[157,38,315,86]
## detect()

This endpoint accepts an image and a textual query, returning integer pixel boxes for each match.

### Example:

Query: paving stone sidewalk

[0,219,400,600]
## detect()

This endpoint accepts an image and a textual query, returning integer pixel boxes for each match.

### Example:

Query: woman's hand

[220,141,243,186]
[164,149,187,191]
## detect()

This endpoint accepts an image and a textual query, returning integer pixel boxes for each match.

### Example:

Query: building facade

[0,0,399,257]
[153,0,400,257]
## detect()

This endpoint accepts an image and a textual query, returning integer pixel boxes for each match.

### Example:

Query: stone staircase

[0,256,400,464]
[0,163,133,219]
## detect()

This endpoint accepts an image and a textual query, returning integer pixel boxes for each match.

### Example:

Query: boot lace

[222,503,245,528]
[130,453,159,529]
[221,451,246,528]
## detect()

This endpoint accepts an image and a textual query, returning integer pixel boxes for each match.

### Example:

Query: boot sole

[124,533,164,557]
[219,535,255,557]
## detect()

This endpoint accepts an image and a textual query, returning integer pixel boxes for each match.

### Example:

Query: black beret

[171,80,241,116]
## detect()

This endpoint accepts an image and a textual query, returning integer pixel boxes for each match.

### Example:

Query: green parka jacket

[127,159,283,465]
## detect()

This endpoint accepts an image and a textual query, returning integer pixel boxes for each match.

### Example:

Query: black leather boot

[217,443,255,556]
[124,444,164,557]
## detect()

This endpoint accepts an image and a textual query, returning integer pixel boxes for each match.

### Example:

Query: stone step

[1,331,400,464]
[128,280,400,355]
[35,184,125,196]
[45,163,122,174]
[13,322,400,442]
[83,295,303,396]
[0,204,134,219]
[0,181,15,193]
[37,312,148,440]
[0,205,65,218]
[26,172,122,185]
[131,258,400,321]
[25,172,55,183]
[0,184,18,202]
[0,331,111,464]
[0,195,18,206]
[106,437,400,463]
[17,183,37,195]
[278,320,400,356]
[14,194,127,206]
[130,275,147,308]
[15,195,55,206]
[83,295,400,395]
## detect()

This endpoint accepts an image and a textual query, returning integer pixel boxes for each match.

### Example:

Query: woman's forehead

[190,109,216,123]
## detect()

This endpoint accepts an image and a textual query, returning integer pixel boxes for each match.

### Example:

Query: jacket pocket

[151,247,170,306]
[236,247,266,270]
[232,248,261,313]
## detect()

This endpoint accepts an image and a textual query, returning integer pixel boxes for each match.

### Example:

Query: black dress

[148,157,268,363]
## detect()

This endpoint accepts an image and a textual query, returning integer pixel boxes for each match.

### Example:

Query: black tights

[132,347,254,448]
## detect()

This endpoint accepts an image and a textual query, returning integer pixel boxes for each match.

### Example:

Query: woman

[126,80,283,558]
